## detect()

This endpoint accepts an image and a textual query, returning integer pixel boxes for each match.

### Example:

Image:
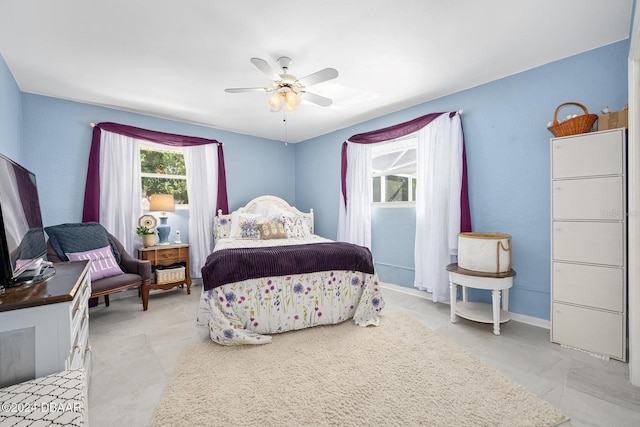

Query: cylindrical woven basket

[458,232,512,273]
[548,102,598,137]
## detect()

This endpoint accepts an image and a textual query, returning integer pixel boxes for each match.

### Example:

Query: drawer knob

[73,305,80,313]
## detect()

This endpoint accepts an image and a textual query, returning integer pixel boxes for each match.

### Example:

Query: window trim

[139,143,189,208]
[372,201,415,209]
[371,134,418,205]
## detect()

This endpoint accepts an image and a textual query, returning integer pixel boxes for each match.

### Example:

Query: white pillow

[229,212,262,239]
[253,202,272,218]
[270,205,293,217]
[253,203,294,224]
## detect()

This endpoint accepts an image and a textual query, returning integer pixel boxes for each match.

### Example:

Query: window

[372,134,417,205]
[140,143,188,207]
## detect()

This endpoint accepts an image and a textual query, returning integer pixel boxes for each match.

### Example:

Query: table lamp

[149,194,175,245]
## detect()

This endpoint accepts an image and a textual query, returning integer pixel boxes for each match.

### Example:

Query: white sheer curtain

[184,144,218,279]
[337,143,372,248]
[99,131,142,254]
[414,113,463,302]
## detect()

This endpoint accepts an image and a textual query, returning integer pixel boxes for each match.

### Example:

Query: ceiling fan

[225,57,338,113]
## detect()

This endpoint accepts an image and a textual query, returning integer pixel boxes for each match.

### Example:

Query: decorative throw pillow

[45,222,121,264]
[282,215,310,238]
[258,222,288,240]
[214,214,233,241]
[230,212,261,239]
[66,245,124,281]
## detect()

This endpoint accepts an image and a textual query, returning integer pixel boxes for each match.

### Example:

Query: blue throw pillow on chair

[45,222,121,264]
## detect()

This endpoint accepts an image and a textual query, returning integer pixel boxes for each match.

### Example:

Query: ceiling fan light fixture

[284,90,301,113]
[268,93,283,111]
[284,101,296,113]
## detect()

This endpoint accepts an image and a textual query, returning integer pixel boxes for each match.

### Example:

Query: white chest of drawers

[550,128,627,361]
[0,261,92,387]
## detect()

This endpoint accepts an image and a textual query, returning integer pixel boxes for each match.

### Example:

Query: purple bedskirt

[201,242,375,291]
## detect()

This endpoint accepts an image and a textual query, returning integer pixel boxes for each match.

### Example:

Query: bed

[197,195,385,345]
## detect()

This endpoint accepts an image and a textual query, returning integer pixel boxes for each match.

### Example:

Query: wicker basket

[548,102,598,137]
[156,266,185,285]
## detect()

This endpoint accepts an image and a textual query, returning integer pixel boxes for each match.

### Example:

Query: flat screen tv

[0,152,54,288]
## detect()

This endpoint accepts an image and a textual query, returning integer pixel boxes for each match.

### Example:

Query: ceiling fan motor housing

[277,56,293,70]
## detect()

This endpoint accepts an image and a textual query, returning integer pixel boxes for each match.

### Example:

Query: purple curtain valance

[341,111,471,232]
[347,112,451,144]
[94,122,221,147]
[82,122,229,223]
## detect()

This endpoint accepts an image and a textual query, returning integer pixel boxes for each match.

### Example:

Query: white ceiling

[0,0,633,143]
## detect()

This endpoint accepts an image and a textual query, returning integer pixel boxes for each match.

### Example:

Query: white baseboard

[380,282,432,300]
[379,282,550,330]
[509,312,550,329]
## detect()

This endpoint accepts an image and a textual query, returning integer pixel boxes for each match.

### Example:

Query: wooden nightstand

[137,244,192,294]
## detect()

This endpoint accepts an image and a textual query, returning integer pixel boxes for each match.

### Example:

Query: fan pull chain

[283,110,288,146]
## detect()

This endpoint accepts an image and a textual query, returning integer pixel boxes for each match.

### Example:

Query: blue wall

[295,40,630,320]
[0,54,23,163]
[19,95,296,236]
[371,207,416,287]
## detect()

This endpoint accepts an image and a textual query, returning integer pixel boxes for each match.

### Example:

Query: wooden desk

[446,263,516,336]
[137,244,192,294]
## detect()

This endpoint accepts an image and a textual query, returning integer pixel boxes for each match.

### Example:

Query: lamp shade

[149,194,175,213]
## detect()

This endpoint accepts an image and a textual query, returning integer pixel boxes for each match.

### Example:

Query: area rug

[151,313,569,427]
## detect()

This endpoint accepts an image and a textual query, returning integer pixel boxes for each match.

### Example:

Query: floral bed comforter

[197,236,385,345]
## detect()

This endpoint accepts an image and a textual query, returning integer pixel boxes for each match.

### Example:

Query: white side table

[447,263,516,335]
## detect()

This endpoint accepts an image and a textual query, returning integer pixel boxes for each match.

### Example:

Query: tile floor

[88,284,640,426]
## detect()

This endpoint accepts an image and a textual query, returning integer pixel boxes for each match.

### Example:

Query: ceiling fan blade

[297,68,338,87]
[302,92,333,107]
[250,57,281,81]
[225,87,268,93]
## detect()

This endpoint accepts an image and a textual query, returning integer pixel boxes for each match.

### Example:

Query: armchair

[45,223,152,311]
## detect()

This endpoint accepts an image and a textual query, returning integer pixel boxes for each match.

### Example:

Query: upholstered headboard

[213,195,314,241]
